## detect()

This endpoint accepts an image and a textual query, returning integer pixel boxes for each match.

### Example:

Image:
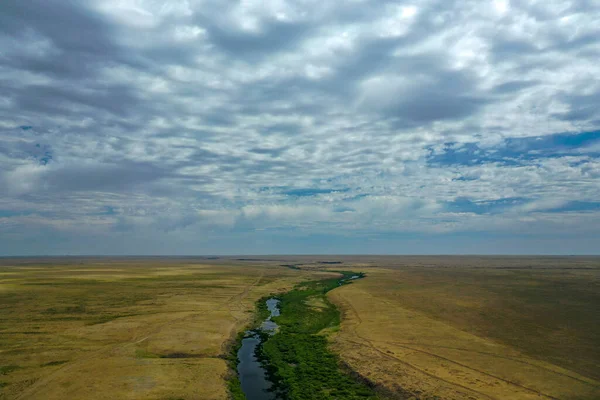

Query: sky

[1,0,600,255]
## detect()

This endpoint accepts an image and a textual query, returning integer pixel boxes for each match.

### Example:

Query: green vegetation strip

[260,272,376,400]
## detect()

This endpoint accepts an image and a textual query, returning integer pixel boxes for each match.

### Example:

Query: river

[236,273,364,399]
[236,298,280,400]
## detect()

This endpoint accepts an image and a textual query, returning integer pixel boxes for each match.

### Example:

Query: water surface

[237,298,280,400]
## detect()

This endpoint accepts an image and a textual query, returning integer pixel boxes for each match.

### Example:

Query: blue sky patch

[259,186,351,197]
[428,130,600,167]
[544,201,600,213]
[333,206,355,213]
[283,188,350,197]
[445,197,527,214]
[0,210,32,218]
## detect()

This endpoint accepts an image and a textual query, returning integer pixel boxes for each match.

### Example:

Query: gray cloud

[1,0,115,52]
[555,91,600,121]
[1,0,599,254]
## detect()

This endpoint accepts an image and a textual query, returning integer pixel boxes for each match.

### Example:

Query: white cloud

[0,0,599,254]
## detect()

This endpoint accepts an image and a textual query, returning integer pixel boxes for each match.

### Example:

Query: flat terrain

[322,256,600,400]
[0,258,326,400]
[2,256,599,400]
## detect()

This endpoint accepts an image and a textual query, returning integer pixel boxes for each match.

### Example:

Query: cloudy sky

[1,0,600,255]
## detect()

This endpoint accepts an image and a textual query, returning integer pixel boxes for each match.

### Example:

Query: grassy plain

[213,255,600,399]
[320,256,600,400]
[0,257,326,400]
[2,256,599,400]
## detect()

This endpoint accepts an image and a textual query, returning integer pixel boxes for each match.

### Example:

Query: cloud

[1,0,599,254]
[359,68,487,123]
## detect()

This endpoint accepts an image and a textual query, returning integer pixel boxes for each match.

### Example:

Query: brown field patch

[326,259,600,400]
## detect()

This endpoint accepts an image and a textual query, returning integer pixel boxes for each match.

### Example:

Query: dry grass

[3,256,599,400]
[0,258,321,400]
[324,258,600,400]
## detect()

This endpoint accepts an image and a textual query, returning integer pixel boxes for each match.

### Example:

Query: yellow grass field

[324,257,600,400]
[2,256,599,400]
[0,258,326,400]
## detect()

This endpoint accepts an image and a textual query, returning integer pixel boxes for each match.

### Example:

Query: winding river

[236,273,364,399]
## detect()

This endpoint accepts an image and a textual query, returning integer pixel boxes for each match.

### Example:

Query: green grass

[259,272,377,400]
[227,375,247,400]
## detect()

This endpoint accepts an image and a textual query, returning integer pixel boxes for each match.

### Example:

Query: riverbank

[226,294,274,400]
[228,271,376,400]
